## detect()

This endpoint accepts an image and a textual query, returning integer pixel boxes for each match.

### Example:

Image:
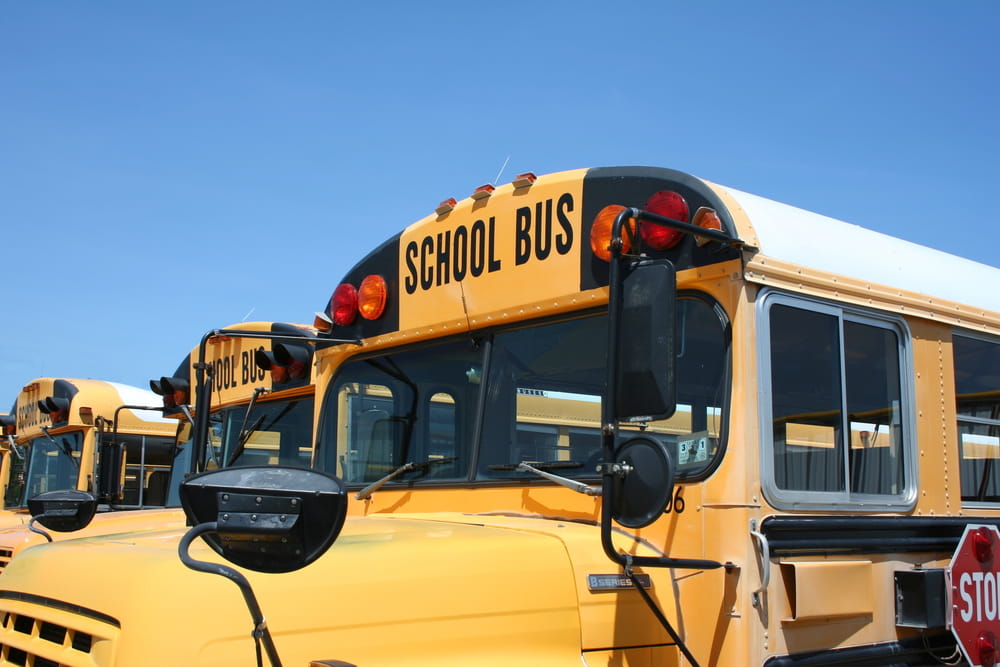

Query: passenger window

[762,295,913,508]
[953,334,1000,503]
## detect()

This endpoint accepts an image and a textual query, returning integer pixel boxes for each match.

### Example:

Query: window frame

[953,330,1000,508]
[758,290,917,511]
[317,294,732,490]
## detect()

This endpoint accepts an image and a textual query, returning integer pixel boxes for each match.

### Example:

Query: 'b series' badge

[587,573,653,591]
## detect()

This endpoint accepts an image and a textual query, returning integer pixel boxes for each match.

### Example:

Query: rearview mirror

[610,436,676,529]
[614,259,676,422]
[180,466,347,574]
[28,489,98,533]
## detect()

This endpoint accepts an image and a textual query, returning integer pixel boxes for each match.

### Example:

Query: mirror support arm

[179,522,283,667]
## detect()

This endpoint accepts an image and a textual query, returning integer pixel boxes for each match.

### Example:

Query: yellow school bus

[0,378,176,533]
[1,166,999,666]
[0,414,17,512]
[0,322,318,566]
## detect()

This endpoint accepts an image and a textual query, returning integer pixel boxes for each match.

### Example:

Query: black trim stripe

[762,515,1000,556]
[0,591,120,628]
[763,633,957,667]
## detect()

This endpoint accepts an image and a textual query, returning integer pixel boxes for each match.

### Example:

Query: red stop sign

[949,524,1000,667]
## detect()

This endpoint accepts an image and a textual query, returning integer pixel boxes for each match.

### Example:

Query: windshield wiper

[3,435,23,460]
[225,414,266,467]
[40,426,79,469]
[355,457,457,500]
[487,460,601,496]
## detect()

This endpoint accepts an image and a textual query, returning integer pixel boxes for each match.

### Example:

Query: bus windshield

[20,430,83,504]
[212,396,315,470]
[321,297,729,485]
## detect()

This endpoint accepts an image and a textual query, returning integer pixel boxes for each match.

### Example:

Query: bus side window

[763,296,912,507]
[954,333,1000,503]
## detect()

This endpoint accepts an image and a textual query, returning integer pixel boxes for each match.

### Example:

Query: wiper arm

[41,426,79,469]
[488,460,601,497]
[227,414,266,467]
[235,388,268,445]
[355,457,457,500]
[3,435,23,460]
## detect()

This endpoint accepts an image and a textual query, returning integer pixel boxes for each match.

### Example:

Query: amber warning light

[588,190,728,262]
[328,275,389,327]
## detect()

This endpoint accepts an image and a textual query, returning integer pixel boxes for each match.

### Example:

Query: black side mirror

[96,439,125,503]
[610,436,677,528]
[179,465,347,574]
[614,259,677,422]
[178,466,348,667]
[27,490,98,541]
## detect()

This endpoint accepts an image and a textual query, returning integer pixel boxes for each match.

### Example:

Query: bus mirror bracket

[27,489,99,542]
[178,466,349,667]
[599,207,722,667]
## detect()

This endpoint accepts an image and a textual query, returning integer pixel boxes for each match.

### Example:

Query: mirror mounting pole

[179,522,283,667]
[26,517,52,543]
[599,208,721,667]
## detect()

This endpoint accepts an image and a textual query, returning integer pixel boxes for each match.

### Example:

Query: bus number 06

[664,487,686,514]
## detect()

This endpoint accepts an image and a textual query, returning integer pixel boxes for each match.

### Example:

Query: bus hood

[0,507,185,570]
[0,512,673,666]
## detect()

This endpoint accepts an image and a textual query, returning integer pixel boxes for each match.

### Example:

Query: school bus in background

[2,166,1000,666]
[0,414,16,514]
[0,378,175,535]
[0,322,318,567]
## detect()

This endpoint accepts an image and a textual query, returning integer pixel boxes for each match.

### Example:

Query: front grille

[0,549,14,570]
[0,594,117,667]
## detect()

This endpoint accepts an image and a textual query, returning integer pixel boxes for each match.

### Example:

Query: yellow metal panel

[398,169,587,331]
[779,560,873,621]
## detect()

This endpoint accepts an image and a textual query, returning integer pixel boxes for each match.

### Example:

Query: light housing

[641,190,688,250]
[435,198,457,216]
[358,275,388,320]
[979,631,998,667]
[313,311,333,333]
[512,172,537,188]
[590,205,633,262]
[331,283,358,327]
[255,342,312,384]
[692,207,724,246]
[38,396,71,424]
[152,376,190,409]
[471,184,494,201]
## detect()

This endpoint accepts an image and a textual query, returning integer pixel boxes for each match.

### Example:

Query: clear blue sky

[1,1,997,402]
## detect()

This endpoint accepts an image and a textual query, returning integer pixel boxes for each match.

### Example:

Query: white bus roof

[718,185,1000,317]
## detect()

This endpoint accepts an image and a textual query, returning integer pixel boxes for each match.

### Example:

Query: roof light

[151,376,190,409]
[22,383,39,393]
[358,275,388,320]
[255,342,312,384]
[331,283,358,327]
[313,311,333,333]
[435,198,457,216]
[589,205,633,262]
[692,207,724,246]
[78,406,94,425]
[512,172,537,188]
[38,396,71,424]
[471,184,495,201]
[641,190,688,250]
